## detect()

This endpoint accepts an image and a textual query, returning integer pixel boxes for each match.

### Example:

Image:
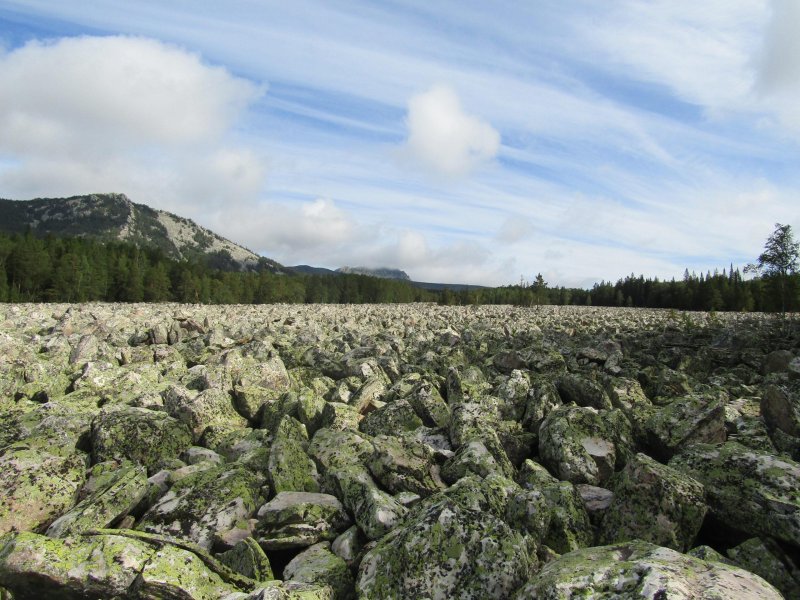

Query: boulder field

[0,303,799,599]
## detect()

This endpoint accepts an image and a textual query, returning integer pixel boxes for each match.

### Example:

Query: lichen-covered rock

[138,464,264,550]
[308,428,374,473]
[269,417,320,494]
[645,390,727,460]
[46,461,148,538]
[727,537,800,599]
[324,465,407,540]
[366,434,444,497]
[91,405,193,473]
[0,529,250,599]
[598,452,706,551]
[357,482,533,599]
[670,441,800,547]
[521,376,561,432]
[514,540,782,599]
[358,398,423,437]
[405,380,450,428]
[575,483,614,525]
[320,402,361,432]
[163,385,248,441]
[218,537,274,582]
[557,372,612,410]
[538,405,633,486]
[441,438,498,484]
[331,526,364,566]
[256,491,352,550]
[761,384,800,457]
[0,442,87,535]
[284,542,355,600]
[517,459,594,553]
[606,375,653,443]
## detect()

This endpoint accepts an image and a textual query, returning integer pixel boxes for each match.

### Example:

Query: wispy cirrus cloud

[0,1,797,287]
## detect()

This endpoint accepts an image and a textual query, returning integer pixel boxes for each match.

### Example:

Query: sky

[0,1,798,287]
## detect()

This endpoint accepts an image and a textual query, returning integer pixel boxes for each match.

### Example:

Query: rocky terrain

[0,194,280,271]
[0,303,799,599]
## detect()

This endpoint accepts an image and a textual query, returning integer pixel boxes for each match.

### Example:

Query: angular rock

[357,482,533,600]
[0,442,87,535]
[91,405,193,473]
[268,416,320,494]
[645,390,727,460]
[218,537,275,582]
[405,381,450,429]
[0,530,248,599]
[366,434,443,497]
[598,452,706,551]
[557,372,612,410]
[284,542,355,600]
[358,398,423,437]
[325,465,407,540]
[46,462,148,538]
[515,540,782,599]
[256,491,351,550]
[670,441,800,547]
[727,537,800,599]
[538,405,632,486]
[163,385,247,441]
[440,440,499,484]
[138,464,264,550]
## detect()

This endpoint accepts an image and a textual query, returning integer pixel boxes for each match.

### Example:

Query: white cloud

[402,84,500,177]
[217,197,358,258]
[496,215,534,244]
[754,0,800,132]
[0,35,264,208]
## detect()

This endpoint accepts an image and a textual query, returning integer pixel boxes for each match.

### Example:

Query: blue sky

[0,0,798,286]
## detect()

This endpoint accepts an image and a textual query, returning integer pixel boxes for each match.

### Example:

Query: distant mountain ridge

[0,193,281,272]
[336,266,411,280]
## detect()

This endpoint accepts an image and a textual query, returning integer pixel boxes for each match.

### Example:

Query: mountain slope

[0,193,281,271]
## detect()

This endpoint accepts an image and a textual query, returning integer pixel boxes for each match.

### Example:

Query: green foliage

[747,223,800,315]
[0,232,436,305]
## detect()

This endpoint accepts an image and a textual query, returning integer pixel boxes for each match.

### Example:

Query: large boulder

[255,491,351,550]
[670,441,800,547]
[514,540,782,599]
[46,461,148,538]
[163,385,248,441]
[517,459,593,553]
[137,464,264,550]
[268,416,320,494]
[538,405,632,486]
[0,530,250,599]
[645,390,727,460]
[366,434,444,497]
[284,542,355,600]
[598,452,706,551]
[90,405,193,473]
[357,477,533,600]
[0,442,87,535]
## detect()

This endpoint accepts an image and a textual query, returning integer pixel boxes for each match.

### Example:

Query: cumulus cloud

[0,35,263,208]
[402,84,500,177]
[217,197,358,257]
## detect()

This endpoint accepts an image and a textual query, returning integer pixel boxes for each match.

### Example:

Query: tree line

[0,232,435,304]
[0,224,796,312]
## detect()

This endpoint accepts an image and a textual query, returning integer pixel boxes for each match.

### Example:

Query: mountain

[336,266,411,280]
[0,193,281,272]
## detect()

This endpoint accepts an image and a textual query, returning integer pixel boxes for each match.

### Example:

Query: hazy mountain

[336,266,411,280]
[0,193,281,272]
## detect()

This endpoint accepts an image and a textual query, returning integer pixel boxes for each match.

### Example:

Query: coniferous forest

[0,230,797,311]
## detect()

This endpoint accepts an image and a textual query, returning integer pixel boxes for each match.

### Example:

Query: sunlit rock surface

[0,303,798,598]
